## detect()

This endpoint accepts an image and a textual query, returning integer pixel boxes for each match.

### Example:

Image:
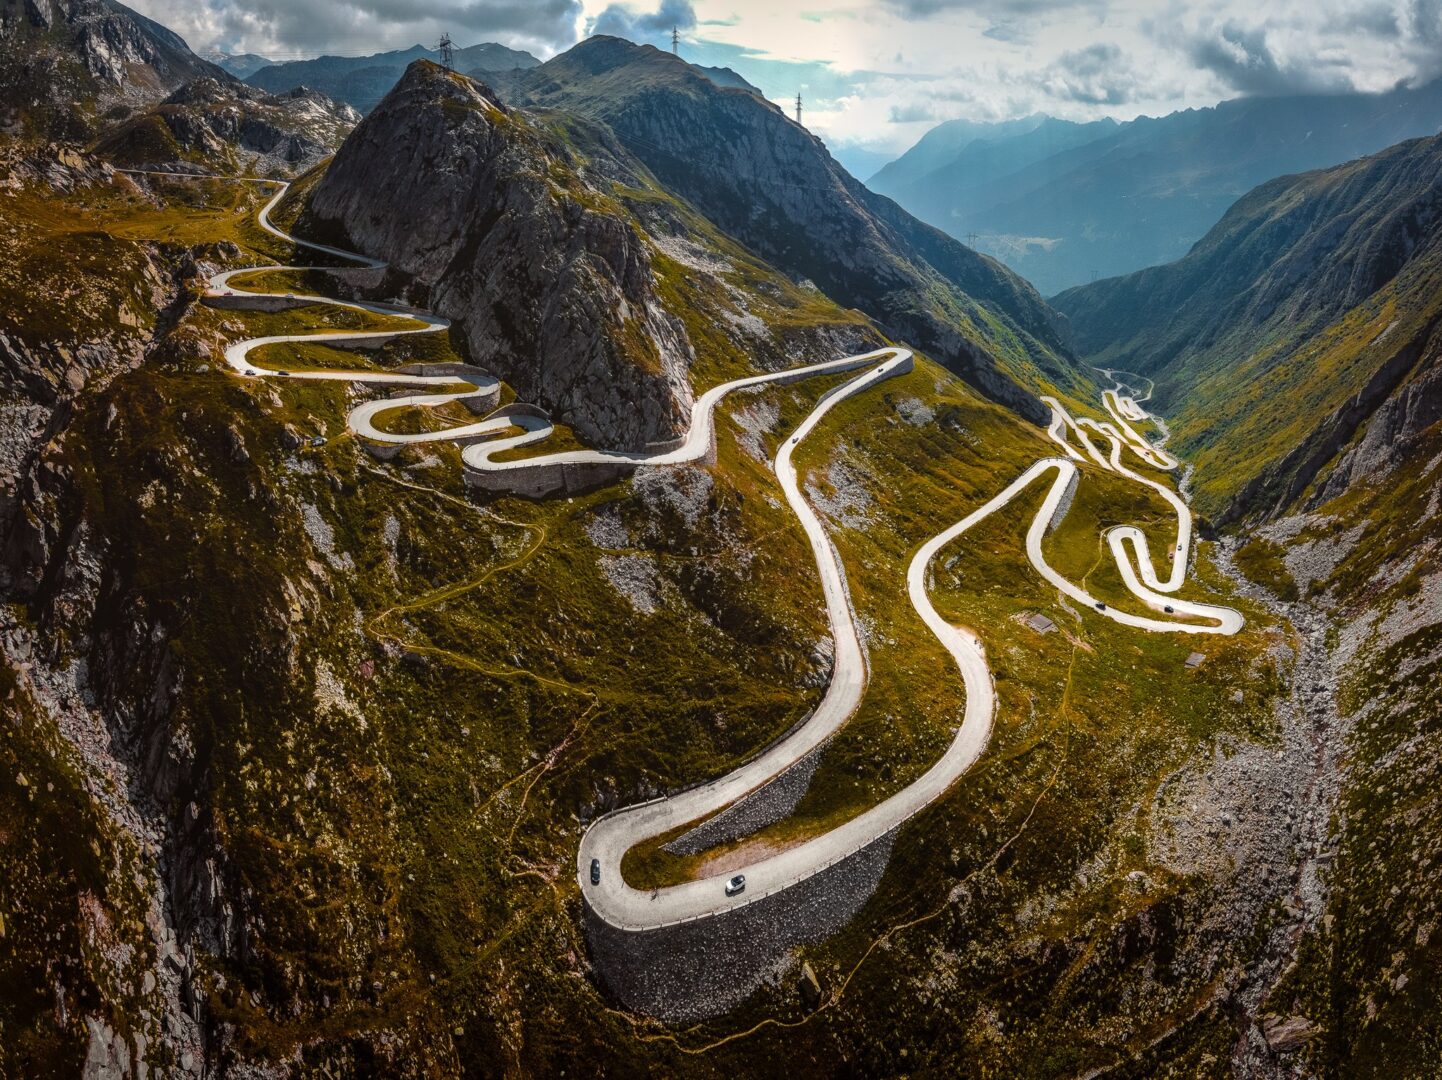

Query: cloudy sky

[131,0,1442,166]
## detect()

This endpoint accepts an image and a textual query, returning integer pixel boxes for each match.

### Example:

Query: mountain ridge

[873,79,1442,296]
[301,59,887,448]
[494,35,1086,424]
[245,41,540,113]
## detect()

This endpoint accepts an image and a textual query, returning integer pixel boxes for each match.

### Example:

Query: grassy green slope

[1052,133,1442,520]
[1056,130,1442,1077]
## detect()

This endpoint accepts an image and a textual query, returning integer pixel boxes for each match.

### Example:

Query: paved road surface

[133,170,1243,931]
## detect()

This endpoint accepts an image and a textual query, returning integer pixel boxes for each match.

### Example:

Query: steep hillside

[1053,132,1442,522]
[246,42,539,113]
[95,78,359,173]
[0,0,231,138]
[206,51,273,79]
[498,36,1086,423]
[10,10,1423,1078]
[876,80,1442,295]
[303,60,883,448]
[1053,132,1442,1075]
[0,146,1304,1074]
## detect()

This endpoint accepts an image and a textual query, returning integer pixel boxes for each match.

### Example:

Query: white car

[724,874,746,897]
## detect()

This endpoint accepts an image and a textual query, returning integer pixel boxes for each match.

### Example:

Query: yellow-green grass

[623,356,1281,892]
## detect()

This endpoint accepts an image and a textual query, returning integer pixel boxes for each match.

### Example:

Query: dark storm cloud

[1185,21,1347,96]
[134,0,582,57]
[879,0,1100,16]
[888,101,940,122]
[1039,42,1141,104]
[590,0,697,42]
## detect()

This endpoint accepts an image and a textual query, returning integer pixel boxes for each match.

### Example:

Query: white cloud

[126,0,586,60]
[130,0,1442,154]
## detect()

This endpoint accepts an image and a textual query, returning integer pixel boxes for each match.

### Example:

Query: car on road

[1094,601,1106,611]
[1164,605,1175,614]
[589,859,600,886]
[276,370,291,376]
[724,874,746,897]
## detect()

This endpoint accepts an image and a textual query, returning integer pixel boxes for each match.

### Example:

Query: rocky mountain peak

[306,59,696,449]
[498,36,1084,420]
[2,0,233,138]
[41,0,227,92]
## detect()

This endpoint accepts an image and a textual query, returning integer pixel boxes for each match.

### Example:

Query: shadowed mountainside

[1053,134,1442,1076]
[496,36,1086,423]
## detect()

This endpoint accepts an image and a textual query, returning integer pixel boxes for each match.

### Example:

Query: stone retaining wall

[201,294,312,314]
[663,742,827,856]
[584,827,899,1023]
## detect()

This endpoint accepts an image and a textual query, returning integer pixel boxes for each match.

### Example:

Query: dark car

[276,370,291,376]
[1094,601,1106,611]
[589,859,600,886]
[1164,605,1175,614]
[725,874,746,897]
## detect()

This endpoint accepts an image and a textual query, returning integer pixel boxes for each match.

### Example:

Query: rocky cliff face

[96,77,360,172]
[306,60,696,448]
[1,0,232,138]
[0,153,227,1075]
[498,37,1083,423]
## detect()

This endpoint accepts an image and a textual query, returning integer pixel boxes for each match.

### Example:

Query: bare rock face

[16,0,230,98]
[1261,1014,1317,1053]
[306,60,695,449]
[497,37,1081,423]
[114,78,361,170]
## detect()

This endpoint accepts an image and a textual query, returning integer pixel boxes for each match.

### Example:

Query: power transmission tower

[437,33,454,69]
[671,25,679,55]
[966,232,978,248]
[795,92,803,125]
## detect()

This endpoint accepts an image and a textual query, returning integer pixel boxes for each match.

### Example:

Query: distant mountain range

[206,51,275,79]
[245,42,540,113]
[871,82,1442,296]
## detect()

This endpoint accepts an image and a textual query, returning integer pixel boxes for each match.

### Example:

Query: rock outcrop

[306,60,696,449]
[97,77,360,171]
[497,37,1083,423]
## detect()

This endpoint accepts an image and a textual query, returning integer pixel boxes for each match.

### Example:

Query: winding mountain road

[156,170,1242,932]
